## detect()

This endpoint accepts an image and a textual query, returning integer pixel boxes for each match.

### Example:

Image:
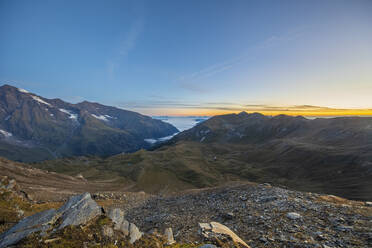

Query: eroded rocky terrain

[123,183,372,247]
[1,177,371,247]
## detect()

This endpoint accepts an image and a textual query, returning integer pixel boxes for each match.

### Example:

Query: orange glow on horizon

[146,108,372,117]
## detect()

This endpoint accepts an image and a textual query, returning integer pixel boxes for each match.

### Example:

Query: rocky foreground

[0,178,371,247]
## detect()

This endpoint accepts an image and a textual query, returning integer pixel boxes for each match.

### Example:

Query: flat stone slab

[199,221,250,248]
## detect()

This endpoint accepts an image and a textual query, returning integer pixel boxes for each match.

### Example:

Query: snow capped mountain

[0,84,178,162]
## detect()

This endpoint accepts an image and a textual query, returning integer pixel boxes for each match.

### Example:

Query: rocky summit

[0,181,371,247]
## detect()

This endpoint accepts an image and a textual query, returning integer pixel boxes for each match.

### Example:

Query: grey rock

[0,209,57,248]
[5,179,16,190]
[129,223,143,244]
[258,196,277,203]
[286,212,302,220]
[259,237,267,242]
[220,212,234,220]
[198,245,218,248]
[107,208,130,235]
[0,193,101,248]
[165,227,175,244]
[239,195,248,201]
[121,220,130,236]
[335,225,353,232]
[57,193,102,229]
[108,208,125,230]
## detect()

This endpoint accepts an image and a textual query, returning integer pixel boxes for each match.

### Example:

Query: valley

[30,112,372,201]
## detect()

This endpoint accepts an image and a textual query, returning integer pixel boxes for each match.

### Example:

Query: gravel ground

[118,183,372,248]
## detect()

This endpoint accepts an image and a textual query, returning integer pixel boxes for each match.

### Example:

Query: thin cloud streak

[178,28,305,93]
[106,2,145,79]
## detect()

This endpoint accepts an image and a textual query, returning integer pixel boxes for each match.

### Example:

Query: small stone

[220,212,234,220]
[108,208,125,230]
[198,245,217,248]
[164,227,175,245]
[129,223,143,244]
[286,212,302,220]
[102,225,114,237]
[121,220,130,236]
[5,179,16,190]
[259,237,267,242]
[239,195,248,201]
[335,225,353,232]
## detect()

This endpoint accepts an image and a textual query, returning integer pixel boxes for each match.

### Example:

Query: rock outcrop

[199,221,250,248]
[0,193,101,248]
[57,193,102,229]
[108,208,126,231]
[107,208,142,244]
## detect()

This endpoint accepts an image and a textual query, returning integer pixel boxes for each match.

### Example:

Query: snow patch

[0,129,12,138]
[91,114,115,121]
[104,114,116,119]
[31,95,51,106]
[17,88,29,93]
[144,132,178,144]
[144,138,157,144]
[59,109,78,120]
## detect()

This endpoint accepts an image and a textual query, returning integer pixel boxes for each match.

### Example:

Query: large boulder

[199,222,250,248]
[57,192,102,229]
[0,193,101,248]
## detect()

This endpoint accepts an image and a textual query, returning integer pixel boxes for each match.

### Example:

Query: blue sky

[1,0,371,116]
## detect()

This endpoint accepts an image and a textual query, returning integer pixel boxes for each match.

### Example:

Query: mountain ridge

[32,112,372,201]
[0,84,178,162]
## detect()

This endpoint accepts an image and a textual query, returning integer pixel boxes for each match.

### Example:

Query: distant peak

[237,111,249,116]
[272,114,306,121]
[0,84,17,90]
[248,112,265,117]
[78,100,99,105]
[0,84,30,94]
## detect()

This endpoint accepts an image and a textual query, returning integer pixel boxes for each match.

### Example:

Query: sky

[1,0,372,116]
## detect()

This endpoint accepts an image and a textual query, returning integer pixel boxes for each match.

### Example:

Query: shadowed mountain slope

[0,84,178,162]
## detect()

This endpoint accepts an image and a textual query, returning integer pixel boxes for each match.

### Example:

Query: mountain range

[0,84,178,162]
[34,112,372,201]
